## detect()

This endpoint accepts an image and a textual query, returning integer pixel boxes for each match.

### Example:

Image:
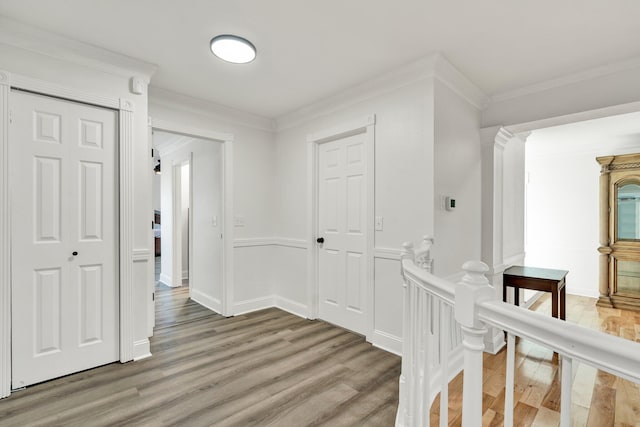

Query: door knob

[316,237,325,244]
[72,251,78,256]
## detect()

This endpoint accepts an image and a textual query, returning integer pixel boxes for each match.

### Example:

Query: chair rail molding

[0,70,140,399]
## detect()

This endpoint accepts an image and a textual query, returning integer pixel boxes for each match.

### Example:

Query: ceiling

[1,0,640,119]
[527,111,640,155]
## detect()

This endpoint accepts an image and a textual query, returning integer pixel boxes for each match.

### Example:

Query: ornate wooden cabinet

[597,153,640,310]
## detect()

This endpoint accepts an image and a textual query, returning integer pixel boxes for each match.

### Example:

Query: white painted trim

[158,273,175,288]
[234,237,277,248]
[374,247,402,261]
[505,100,640,135]
[0,16,157,80]
[191,288,222,314]
[371,330,402,356]
[307,115,376,339]
[233,237,307,249]
[133,339,152,361]
[222,141,234,317]
[490,55,640,104]
[0,71,140,397]
[150,117,234,317]
[433,55,488,110]
[118,103,136,363]
[277,53,486,130]
[567,288,600,299]
[151,118,233,144]
[307,115,375,143]
[0,71,10,399]
[11,73,120,109]
[233,296,275,316]
[274,296,310,319]
[149,87,274,132]
[503,252,525,268]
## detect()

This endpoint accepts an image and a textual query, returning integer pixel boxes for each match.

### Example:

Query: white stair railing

[396,247,640,427]
[397,237,464,427]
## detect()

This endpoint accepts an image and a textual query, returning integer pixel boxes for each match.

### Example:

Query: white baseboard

[274,296,309,318]
[233,296,275,315]
[182,270,188,280]
[159,273,175,287]
[191,289,222,314]
[567,288,599,299]
[370,329,402,356]
[133,339,152,361]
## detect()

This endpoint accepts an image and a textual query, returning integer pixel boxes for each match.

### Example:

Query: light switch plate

[375,216,384,231]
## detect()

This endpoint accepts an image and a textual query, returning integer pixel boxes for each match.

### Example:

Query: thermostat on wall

[445,197,456,211]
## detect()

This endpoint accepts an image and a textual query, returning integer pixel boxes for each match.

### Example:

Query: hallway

[0,263,401,426]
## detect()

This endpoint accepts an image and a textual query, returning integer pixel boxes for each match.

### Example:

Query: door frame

[150,118,235,317]
[0,70,139,398]
[306,114,375,338]
[172,158,191,289]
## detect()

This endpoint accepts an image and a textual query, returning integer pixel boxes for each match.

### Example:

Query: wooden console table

[503,266,569,320]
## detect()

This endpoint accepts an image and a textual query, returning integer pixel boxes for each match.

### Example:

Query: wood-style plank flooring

[430,294,640,427]
[0,259,401,426]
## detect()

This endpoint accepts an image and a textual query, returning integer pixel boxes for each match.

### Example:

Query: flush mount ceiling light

[210,34,256,64]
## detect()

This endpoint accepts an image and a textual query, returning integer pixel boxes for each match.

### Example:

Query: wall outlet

[234,215,245,227]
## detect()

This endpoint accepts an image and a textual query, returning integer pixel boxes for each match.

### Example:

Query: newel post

[398,242,415,426]
[455,261,493,427]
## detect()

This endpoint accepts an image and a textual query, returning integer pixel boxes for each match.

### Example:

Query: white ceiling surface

[1,1,640,118]
[527,112,640,155]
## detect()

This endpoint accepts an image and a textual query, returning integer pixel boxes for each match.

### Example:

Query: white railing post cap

[455,260,493,328]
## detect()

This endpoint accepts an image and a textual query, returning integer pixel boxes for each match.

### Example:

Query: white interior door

[10,90,119,388]
[317,133,368,335]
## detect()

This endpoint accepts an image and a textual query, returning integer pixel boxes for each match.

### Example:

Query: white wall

[503,137,526,263]
[157,136,224,310]
[149,93,277,310]
[274,78,436,350]
[433,80,482,277]
[0,40,154,356]
[525,113,640,297]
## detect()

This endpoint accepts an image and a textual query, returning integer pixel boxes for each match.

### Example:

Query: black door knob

[72,251,78,256]
[316,237,324,244]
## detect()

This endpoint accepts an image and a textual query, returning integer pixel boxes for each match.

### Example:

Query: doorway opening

[152,129,226,316]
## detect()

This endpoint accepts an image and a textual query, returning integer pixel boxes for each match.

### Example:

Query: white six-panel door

[10,90,118,388]
[317,133,368,335]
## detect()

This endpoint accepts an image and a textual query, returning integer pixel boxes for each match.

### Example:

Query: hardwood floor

[0,271,401,426]
[430,294,640,427]
[3,263,639,426]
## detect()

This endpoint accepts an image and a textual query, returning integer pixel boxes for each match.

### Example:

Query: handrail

[397,249,640,427]
[401,259,454,306]
[478,299,640,383]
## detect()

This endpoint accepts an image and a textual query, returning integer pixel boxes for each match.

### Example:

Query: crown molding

[0,16,157,80]
[433,54,488,110]
[148,86,275,133]
[276,53,487,131]
[489,55,640,104]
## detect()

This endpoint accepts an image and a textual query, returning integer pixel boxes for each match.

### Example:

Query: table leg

[552,286,558,319]
[503,282,507,303]
[514,287,519,306]
[560,284,566,321]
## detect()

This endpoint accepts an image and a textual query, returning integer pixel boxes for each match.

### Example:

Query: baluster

[560,356,572,427]
[455,261,492,427]
[439,302,449,427]
[400,242,414,426]
[504,333,515,427]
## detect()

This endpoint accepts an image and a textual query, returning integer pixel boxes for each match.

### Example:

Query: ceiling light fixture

[210,34,256,64]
